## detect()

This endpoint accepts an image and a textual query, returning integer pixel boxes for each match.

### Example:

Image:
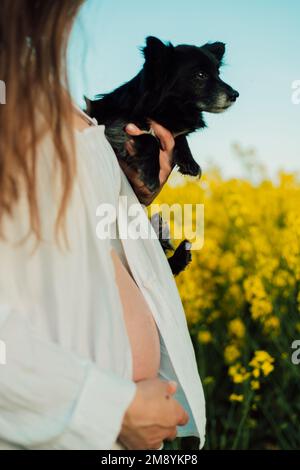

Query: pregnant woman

[0,0,205,450]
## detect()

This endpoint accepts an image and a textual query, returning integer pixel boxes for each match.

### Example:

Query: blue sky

[68,0,300,179]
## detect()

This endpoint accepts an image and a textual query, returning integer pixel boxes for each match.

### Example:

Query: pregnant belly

[111,248,161,382]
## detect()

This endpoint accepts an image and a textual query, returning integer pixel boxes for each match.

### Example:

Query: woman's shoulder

[74,123,123,204]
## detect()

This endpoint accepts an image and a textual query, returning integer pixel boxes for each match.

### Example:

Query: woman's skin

[74,110,189,449]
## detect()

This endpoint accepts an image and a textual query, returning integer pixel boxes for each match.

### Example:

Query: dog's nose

[229,90,239,102]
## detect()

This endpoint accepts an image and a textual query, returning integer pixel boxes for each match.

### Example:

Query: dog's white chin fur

[207,105,232,113]
[197,92,233,113]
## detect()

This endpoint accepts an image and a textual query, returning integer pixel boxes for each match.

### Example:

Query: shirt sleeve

[0,303,136,450]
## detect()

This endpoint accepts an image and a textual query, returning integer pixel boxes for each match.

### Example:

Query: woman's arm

[0,303,136,449]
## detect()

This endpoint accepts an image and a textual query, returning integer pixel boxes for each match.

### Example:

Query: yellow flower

[261,362,274,376]
[203,376,215,385]
[207,310,221,323]
[244,276,266,302]
[251,298,273,320]
[228,364,241,376]
[229,266,244,283]
[249,351,275,378]
[185,308,201,326]
[224,344,241,364]
[228,318,246,339]
[252,350,275,364]
[263,316,280,334]
[251,380,260,391]
[232,373,245,384]
[228,363,250,383]
[229,394,244,403]
[198,331,213,344]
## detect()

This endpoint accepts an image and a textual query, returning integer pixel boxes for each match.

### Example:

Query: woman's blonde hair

[0,0,85,243]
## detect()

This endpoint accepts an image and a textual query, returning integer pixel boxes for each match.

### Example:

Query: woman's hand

[119,121,176,206]
[119,378,189,450]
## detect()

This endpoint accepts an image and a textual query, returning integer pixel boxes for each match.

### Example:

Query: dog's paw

[179,159,202,178]
[168,239,192,276]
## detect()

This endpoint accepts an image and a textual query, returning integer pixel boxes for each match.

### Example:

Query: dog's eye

[196,71,208,80]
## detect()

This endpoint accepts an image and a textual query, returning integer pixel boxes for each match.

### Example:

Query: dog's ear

[203,42,226,63]
[142,36,168,61]
[142,36,174,67]
[141,36,174,88]
[141,36,174,89]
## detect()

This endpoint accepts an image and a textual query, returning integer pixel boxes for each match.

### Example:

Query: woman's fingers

[124,124,146,156]
[150,121,175,153]
[159,155,174,185]
[125,121,175,154]
[165,380,178,397]
[149,121,175,182]
[125,123,146,136]
[124,139,137,156]
[165,427,178,442]
[177,407,190,426]
[149,426,177,449]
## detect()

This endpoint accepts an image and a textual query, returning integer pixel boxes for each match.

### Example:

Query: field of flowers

[155,170,300,450]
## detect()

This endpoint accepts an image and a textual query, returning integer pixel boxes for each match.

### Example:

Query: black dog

[87,36,239,274]
[87,36,239,191]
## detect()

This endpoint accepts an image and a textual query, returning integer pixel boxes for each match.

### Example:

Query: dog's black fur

[87,36,238,274]
[87,36,238,191]
[150,212,192,276]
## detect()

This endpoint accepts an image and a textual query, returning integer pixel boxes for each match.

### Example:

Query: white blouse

[0,119,206,449]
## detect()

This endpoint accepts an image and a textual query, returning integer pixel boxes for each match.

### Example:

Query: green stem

[232,392,253,450]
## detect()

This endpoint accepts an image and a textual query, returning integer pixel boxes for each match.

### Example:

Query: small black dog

[87,36,239,275]
[87,36,239,192]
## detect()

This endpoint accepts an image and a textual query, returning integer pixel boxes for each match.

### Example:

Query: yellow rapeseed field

[155,170,300,449]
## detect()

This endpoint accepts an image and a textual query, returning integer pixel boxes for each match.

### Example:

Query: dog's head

[142,36,239,114]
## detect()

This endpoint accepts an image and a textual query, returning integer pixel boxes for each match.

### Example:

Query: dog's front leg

[173,135,201,178]
[167,240,192,276]
[127,133,161,193]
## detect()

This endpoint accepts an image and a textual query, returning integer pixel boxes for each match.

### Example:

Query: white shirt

[0,119,206,450]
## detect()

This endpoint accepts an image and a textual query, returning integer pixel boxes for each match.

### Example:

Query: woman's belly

[111,247,160,382]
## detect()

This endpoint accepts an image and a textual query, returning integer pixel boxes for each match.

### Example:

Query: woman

[0,0,205,450]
